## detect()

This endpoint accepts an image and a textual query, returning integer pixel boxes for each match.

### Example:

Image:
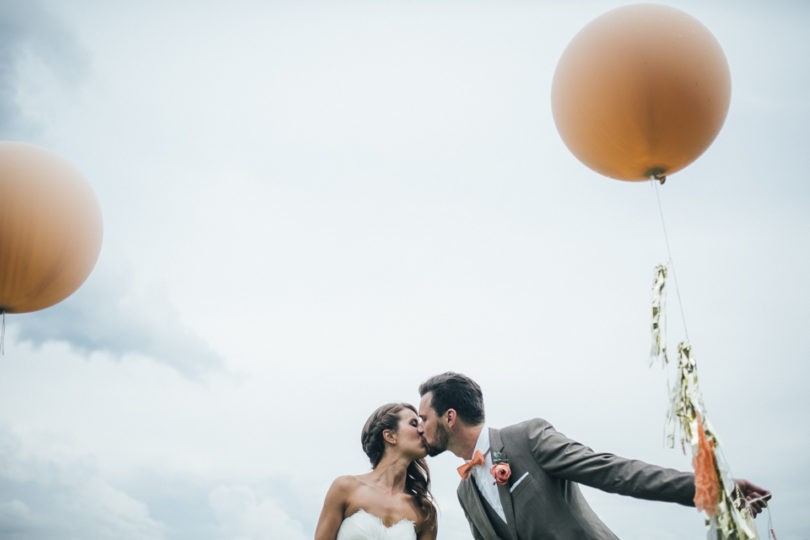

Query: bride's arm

[314,476,353,540]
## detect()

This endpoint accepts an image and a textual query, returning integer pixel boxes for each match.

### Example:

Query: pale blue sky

[1,1,808,539]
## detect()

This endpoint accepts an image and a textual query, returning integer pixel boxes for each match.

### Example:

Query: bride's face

[395,409,428,459]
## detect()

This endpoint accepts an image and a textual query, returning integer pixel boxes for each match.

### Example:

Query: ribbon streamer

[651,267,759,539]
[650,264,668,366]
[669,343,757,539]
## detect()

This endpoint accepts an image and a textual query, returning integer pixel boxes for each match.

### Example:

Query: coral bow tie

[457,449,485,480]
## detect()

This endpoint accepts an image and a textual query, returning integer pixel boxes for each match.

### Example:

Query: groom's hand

[733,479,771,517]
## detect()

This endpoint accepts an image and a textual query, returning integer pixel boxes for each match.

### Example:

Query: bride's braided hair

[361,403,437,529]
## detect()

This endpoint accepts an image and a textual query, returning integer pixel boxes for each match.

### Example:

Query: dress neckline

[346,508,415,529]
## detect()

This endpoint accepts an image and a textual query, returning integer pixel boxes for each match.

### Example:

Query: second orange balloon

[0,142,103,313]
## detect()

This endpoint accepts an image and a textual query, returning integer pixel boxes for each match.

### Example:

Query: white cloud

[0,0,88,137]
[0,426,165,540]
[209,485,307,540]
[10,259,223,378]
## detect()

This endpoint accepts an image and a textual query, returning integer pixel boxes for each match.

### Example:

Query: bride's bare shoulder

[328,475,365,495]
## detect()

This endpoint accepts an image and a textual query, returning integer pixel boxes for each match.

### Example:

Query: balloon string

[767,505,778,539]
[1,311,4,355]
[652,180,690,343]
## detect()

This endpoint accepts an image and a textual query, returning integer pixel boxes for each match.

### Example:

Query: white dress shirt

[469,426,507,523]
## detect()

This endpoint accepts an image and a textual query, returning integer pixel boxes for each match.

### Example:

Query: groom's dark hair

[419,372,485,425]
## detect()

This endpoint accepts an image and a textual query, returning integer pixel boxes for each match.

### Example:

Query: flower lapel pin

[490,451,511,485]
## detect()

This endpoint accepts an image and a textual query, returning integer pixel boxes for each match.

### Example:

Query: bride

[314,403,437,540]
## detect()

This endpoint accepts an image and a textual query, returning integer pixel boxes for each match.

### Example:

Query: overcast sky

[1,1,808,539]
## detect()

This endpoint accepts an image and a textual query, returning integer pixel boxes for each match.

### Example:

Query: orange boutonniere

[490,451,511,485]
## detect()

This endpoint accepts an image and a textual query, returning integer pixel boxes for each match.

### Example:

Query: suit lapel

[458,476,501,540]
[490,428,519,540]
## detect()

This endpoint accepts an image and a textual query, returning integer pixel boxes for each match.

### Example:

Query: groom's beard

[424,423,449,457]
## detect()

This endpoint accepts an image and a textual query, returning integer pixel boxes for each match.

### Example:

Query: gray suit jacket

[457,419,695,540]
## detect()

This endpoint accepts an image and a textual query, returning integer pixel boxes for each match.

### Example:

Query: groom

[417,372,770,540]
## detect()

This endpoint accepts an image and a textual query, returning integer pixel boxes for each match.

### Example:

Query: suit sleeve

[523,418,696,506]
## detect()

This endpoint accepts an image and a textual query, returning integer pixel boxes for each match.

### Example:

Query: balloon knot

[646,167,667,184]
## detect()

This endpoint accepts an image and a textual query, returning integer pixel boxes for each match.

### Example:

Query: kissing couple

[315,372,770,540]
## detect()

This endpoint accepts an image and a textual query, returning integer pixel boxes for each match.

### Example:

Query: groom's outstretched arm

[522,419,772,516]
[521,418,695,505]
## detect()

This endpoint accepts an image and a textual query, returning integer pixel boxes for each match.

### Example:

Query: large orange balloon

[0,142,102,313]
[552,4,731,181]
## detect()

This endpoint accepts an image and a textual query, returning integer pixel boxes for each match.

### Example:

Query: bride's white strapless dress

[336,509,416,540]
